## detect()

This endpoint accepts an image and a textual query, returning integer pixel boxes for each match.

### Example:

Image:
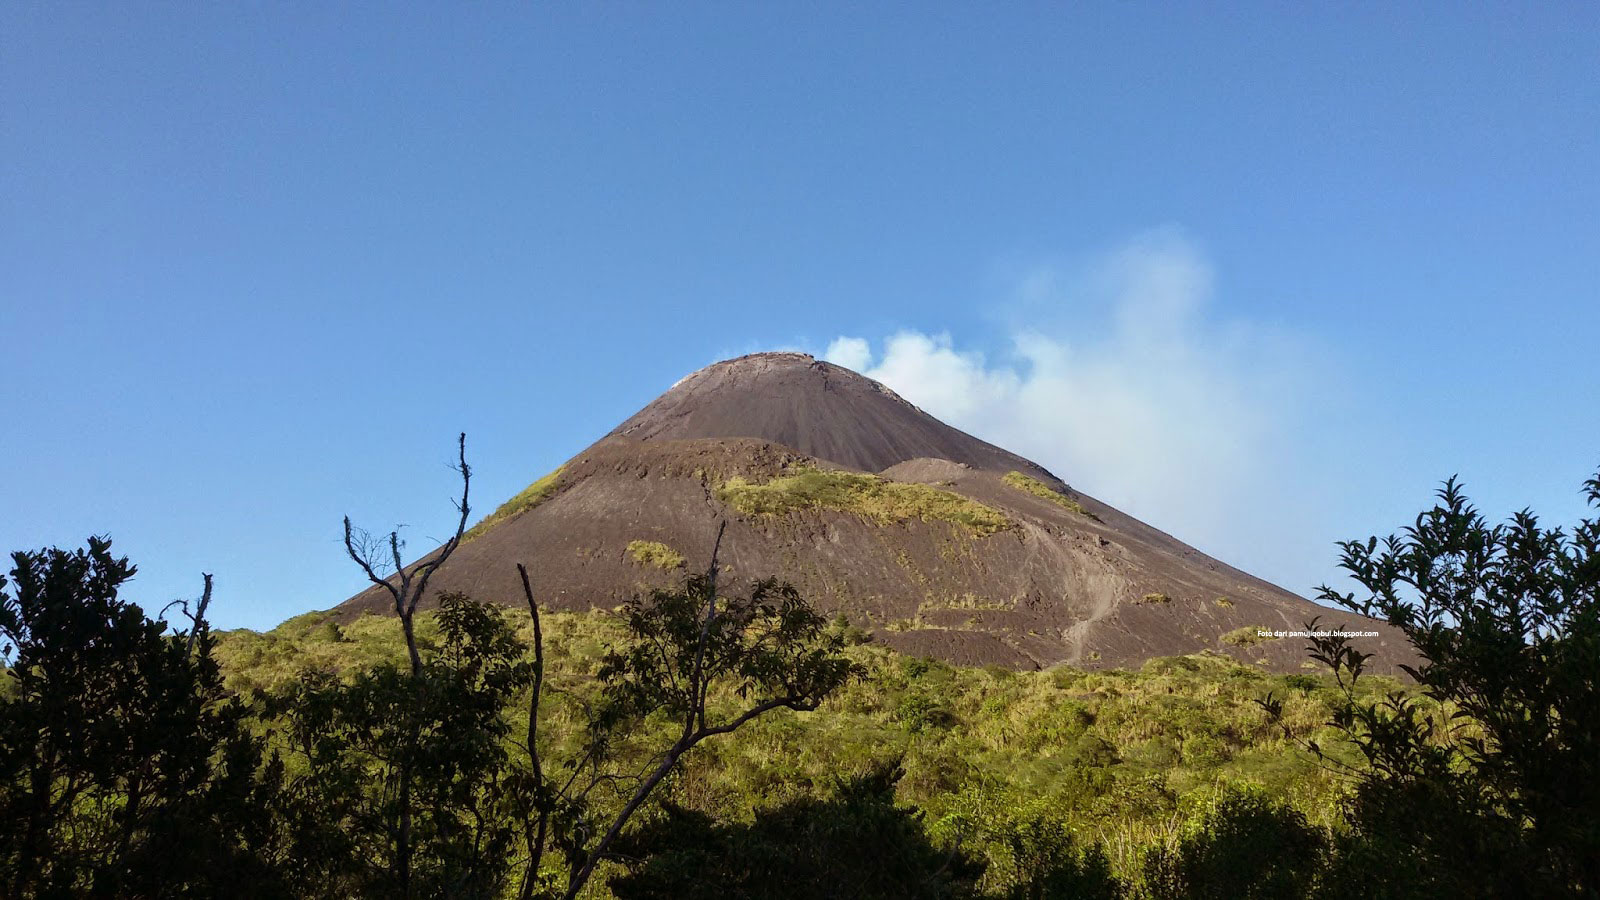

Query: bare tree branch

[516,562,550,900]
[688,520,727,735]
[344,517,402,609]
[408,433,470,619]
[342,434,471,677]
[184,573,213,659]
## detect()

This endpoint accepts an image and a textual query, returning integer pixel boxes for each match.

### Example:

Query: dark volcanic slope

[607,352,1059,482]
[336,352,1413,675]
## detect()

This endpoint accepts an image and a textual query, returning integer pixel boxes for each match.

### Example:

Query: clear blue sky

[4,4,1597,630]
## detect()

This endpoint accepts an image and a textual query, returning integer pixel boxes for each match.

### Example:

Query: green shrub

[896,691,954,733]
[1220,626,1273,647]
[827,613,874,646]
[1282,674,1318,693]
[1141,785,1328,900]
[899,655,952,681]
[1136,592,1172,605]
[608,762,984,899]
[626,540,685,570]
[1061,733,1119,768]
[992,813,1125,899]
[210,608,1416,889]
[1125,736,1181,769]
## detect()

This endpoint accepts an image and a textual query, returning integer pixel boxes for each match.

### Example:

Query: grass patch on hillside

[1135,592,1172,605]
[920,593,1015,612]
[1001,471,1100,521]
[627,539,685,570]
[1221,626,1276,647]
[463,466,565,541]
[717,466,1011,536]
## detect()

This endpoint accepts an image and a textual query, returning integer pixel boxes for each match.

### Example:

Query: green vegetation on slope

[463,465,564,541]
[1221,625,1275,647]
[1002,471,1101,521]
[626,539,685,570]
[718,465,1011,535]
[212,607,1406,888]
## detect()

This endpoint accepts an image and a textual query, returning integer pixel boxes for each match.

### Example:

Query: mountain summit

[337,352,1408,673]
[607,352,1056,478]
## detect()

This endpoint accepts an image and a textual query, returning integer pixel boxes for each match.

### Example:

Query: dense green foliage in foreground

[4,464,1596,898]
[216,605,1389,887]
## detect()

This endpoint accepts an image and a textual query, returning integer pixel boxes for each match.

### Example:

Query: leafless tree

[158,572,214,661]
[343,432,471,675]
[338,433,471,895]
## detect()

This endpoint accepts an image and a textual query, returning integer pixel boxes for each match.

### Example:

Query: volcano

[336,351,1409,673]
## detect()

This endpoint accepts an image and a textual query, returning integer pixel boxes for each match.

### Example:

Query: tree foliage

[270,592,530,898]
[1267,469,1600,898]
[0,538,286,898]
[550,538,866,897]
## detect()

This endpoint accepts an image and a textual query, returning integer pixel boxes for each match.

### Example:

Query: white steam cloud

[823,231,1330,594]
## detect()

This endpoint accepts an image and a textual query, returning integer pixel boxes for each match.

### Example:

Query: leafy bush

[1141,785,1327,900]
[608,762,983,899]
[269,592,530,898]
[1221,626,1273,647]
[896,690,954,733]
[625,540,685,570]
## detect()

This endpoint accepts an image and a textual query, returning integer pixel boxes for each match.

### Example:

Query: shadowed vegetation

[210,608,1405,890]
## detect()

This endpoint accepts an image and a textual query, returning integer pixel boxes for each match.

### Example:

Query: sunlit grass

[627,539,685,570]
[1002,471,1101,521]
[718,466,1011,536]
[463,465,565,541]
[1222,625,1276,647]
[212,603,1418,886]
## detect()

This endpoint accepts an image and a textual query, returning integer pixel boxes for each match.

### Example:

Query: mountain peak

[606,352,1051,478]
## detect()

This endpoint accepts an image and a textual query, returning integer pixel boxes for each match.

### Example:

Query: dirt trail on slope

[1009,519,1127,665]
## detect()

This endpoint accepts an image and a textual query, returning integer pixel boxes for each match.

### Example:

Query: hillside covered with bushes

[215,603,1402,894]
